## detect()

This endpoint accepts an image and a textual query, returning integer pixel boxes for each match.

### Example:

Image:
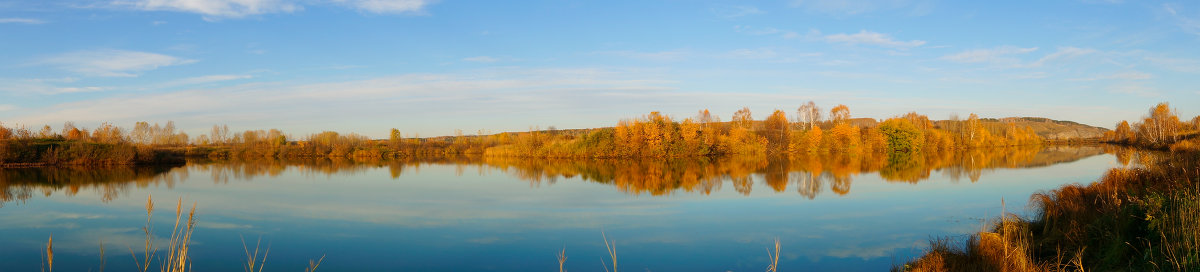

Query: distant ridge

[420,116,1109,141]
[932,117,1109,140]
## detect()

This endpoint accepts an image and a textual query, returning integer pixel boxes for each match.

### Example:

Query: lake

[0,146,1126,271]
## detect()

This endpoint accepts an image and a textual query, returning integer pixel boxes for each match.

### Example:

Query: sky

[1,0,1199,138]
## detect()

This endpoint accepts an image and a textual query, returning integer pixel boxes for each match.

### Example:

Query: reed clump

[127,195,196,272]
[38,195,327,271]
[898,151,1200,271]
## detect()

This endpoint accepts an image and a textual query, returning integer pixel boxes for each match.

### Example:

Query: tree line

[486,103,1043,158]
[1101,102,1200,151]
[1,102,1051,163]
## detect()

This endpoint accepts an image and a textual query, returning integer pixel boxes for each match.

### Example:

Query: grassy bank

[897,149,1200,271]
[0,138,183,167]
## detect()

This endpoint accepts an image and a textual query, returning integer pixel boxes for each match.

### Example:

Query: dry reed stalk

[557,247,567,272]
[130,194,155,272]
[241,235,270,272]
[160,200,196,272]
[766,238,780,272]
[46,235,53,272]
[304,254,325,272]
[99,241,105,272]
[601,231,617,272]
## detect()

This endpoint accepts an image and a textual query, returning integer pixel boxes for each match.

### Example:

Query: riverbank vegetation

[1102,102,1200,151]
[0,122,184,166]
[899,103,1200,271]
[2,102,1054,163]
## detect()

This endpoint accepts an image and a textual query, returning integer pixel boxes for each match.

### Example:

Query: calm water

[0,146,1125,271]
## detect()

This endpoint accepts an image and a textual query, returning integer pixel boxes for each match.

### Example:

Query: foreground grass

[40,195,324,272]
[897,150,1200,271]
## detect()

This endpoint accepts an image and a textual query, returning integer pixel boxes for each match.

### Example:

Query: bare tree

[797,101,821,130]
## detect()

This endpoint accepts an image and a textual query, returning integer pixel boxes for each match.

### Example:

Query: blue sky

[1,0,1199,138]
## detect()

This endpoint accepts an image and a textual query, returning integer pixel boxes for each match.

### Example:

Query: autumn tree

[1112,120,1133,143]
[1136,102,1181,146]
[642,112,670,157]
[963,113,983,147]
[797,101,821,130]
[804,126,823,153]
[389,128,404,148]
[732,107,754,129]
[862,126,888,153]
[92,122,125,144]
[210,124,230,145]
[678,118,703,156]
[764,109,790,150]
[0,122,11,140]
[131,121,151,145]
[830,104,850,125]
[902,112,933,131]
[829,123,861,151]
[38,125,54,138]
[879,118,924,152]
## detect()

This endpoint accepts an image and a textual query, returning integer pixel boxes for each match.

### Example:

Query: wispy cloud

[711,5,764,18]
[109,0,435,19]
[0,18,46,24]
[1164,3,1200,36]
[39,49,194,77]
[111,0,301,20]
[463,56,499,63]
[940,46,1038,64]
[824,30,925,48]
[1109,83,1160,97]
[7,68,680,135]
[1070,71,1152,81]
[734,25,804,39]
[0,79,110,95]
[593,50,690,61]
[335,0,434,14]
[790,0,932,16]
[1029,47,1097,67]
[941,46,1096,68]
[727,48,778,59]
[167,74,254,86]
[52,86,110,93]
[0,105,16,111]
[1145,56,1200,73]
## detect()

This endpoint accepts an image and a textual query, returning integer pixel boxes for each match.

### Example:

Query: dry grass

[556,247,567,272]
[601,231,618,272]
[900,151,1200,271]
[99,241,106,272]
[44,235,53,272]
[162,198,197,272]
[304,254,325,272]
[241,236,269,272]
[766,238,780,272]
[898,215,1046,272]
[130,195,155,272]
[121,195,194,272]
[38,194,327,272]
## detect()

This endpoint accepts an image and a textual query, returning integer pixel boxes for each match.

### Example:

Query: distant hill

[415,116,1108,141]
[932,117,1109,140]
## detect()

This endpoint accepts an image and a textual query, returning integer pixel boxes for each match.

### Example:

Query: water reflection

[0,166,181,206]
[0,145,1134,271]
[1,145,1113,205]
[485,146,1107,197]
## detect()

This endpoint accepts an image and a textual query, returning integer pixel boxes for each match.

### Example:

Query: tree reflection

[0,166,181,205]
[0,145,1114,205]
